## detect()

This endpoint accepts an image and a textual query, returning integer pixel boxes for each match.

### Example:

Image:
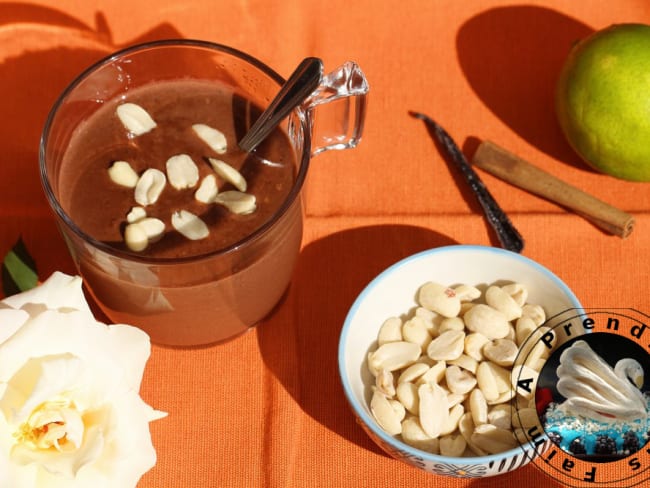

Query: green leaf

[2,237,38,296]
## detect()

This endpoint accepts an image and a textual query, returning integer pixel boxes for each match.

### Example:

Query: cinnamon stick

[471,140,635,238]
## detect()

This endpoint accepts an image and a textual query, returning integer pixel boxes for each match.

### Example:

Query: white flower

[0,272,166,487]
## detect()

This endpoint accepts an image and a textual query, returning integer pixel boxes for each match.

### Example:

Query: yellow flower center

[13,395,84,453]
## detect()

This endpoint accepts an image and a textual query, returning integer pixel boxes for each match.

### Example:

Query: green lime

[556,23,650,181]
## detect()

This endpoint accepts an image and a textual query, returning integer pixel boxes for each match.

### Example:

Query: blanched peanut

[464,332,490,362]
[471,424,518,454]
[487,389,515,406]
[489,362,513,394]
[416,355,435,367]
[517,325,552,360]
[396,382,419,415]
[464,304,510,340]
[126,206,146,223]
[487,404,512,430]
[524,340,551,367]
[529,357,547,373]
[415,307,442,335]
[459,412,489,456]
[371,389,402,435]
[439,316,465,333]
[214,191,256,215]
[417,282,461,318]
[427,330,465,361]
[367,352,380,377]
[514,428,529,445]
[439,434,467,457]
[446,392,466,409]
[209,158,247,192]
[116,102,156,135]
[440,403,465,436]
[369,341,420,372]
[511,407,539,430]
[453,284,481,302]
[504,324,517,343]
[389,399,406,422]
[398,362,429,384]
[124,222,148,252]
[192,124,227,154]
[485,285,522,321]
[448,354,478,375]
[522,303,546,326]
[418,383,448,438]
[417,360,446,386]
[108,161,139,187]
[469,388,488,426]
[166,154,199,190]
[135,215,164,241]
[135,168,166,206]
[195,174,218,203]
[402,316,432,351]
[459,302,475,317]
[171,210,209,240]
[376,369,395,397]
[516,395,532,410]
[515,315,537,347]
[445,365,477,395]
[401,416,440,453]
[458,412,474,444]
[378,317,403,345]
[483,338,518,367]
[476,361,499,401]
[501,283,528,307]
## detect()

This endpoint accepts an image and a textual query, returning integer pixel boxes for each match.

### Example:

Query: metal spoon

[238,57,323,152]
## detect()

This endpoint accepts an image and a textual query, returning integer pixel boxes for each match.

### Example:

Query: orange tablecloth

[1,1,649,486]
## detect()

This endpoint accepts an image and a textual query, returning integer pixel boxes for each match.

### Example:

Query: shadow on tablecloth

[456,5,593,171]
[258,223,457,455]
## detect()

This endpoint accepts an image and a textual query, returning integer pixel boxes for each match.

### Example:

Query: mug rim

[39,38,311,265]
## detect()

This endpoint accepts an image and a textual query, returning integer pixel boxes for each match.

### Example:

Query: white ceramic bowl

[338,245,583,478]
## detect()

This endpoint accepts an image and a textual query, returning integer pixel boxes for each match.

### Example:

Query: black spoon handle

[410,111,525,253]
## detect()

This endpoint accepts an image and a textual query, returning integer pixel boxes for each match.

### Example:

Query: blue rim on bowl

[338,245,584,476]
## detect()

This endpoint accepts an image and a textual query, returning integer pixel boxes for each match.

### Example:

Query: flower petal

[1,354,82,424]
[10,421,105,479]
[104,325,152,390]
[0,310,150,395]
[0,272,90,314]
[0,308,29,345]
[88,393,160,487]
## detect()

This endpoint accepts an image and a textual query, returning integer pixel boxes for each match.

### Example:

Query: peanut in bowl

[337,245,584,478]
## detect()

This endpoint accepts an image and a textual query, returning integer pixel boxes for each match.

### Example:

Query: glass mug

[40,39,368,346]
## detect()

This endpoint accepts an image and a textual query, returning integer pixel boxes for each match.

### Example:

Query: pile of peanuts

[366,281,550,458]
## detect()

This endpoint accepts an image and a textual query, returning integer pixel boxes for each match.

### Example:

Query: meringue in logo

[513,309,650,487]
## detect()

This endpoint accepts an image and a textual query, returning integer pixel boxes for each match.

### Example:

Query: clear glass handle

[303,62,369,156]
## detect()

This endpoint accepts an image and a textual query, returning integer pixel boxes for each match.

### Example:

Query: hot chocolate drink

[59,79,297,259]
